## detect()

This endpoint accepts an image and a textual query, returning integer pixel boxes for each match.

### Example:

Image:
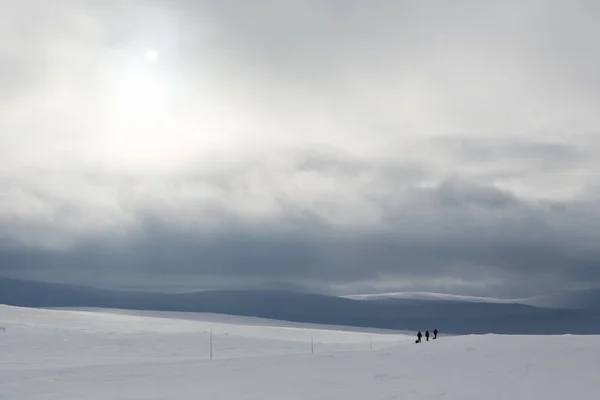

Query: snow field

[0,305,406,368]
[1,304,599,399]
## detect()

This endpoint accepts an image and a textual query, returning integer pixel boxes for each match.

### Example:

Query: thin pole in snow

[209,327,213,360]
[311,334,314,354]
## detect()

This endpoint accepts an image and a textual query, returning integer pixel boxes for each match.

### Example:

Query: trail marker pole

[209,327,213,360]
[311,335,314,354]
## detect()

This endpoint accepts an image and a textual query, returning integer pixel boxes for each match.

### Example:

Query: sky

[1,0,599,298]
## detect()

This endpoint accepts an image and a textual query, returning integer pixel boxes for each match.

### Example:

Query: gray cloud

[1,0,599,297]
[1,152,599,297]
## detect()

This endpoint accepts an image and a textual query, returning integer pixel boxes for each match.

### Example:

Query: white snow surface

[1,305,599,399]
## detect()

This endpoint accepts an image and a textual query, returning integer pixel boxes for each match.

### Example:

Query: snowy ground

[1,305,599,399]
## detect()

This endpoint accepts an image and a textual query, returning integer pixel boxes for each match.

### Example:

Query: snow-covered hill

[519,287,600,310]
[345,291,516,303]
[1,305,599,399]
[347,288,600,311]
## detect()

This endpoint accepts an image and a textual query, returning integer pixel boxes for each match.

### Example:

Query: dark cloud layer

[1,1,599,297]
[1,151,599,297]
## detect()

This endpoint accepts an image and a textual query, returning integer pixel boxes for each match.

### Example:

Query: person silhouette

[433,329,438,339]
[425,330,430,341]
[416,331,422,343]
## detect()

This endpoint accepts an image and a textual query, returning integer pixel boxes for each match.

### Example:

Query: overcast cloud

[1,0,599,297]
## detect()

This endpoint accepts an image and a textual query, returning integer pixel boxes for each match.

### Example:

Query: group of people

[416,329,438,343]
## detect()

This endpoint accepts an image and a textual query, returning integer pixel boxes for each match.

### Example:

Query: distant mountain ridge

[2,277,600,334]
[346,288,600,311]
[518,287,600,310]
[345,292,517,304]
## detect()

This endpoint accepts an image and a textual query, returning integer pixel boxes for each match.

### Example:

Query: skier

[433,329,438,339]
[416,331,422,343]
[425,330,430,341]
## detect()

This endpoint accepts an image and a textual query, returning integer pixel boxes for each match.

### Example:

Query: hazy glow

[100,49,177,165]
[113,69,167,114]
[144,49,159,64]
